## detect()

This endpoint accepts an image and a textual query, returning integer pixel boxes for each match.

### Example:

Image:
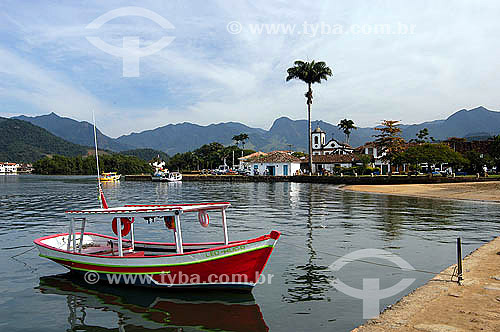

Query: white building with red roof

[0,162,19,174]
[246,151,301,176]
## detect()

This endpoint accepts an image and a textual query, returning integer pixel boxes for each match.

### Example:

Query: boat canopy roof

[66,202,231,216]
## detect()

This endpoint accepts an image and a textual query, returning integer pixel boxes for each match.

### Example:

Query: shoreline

[342,181,500,203]
[352,236,500,331]
[126,174,500,186]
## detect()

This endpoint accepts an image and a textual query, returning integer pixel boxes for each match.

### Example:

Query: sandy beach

[348,181,500,331]
[343,181,500,203]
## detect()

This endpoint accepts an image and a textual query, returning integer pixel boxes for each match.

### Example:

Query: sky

[1,0,499,137]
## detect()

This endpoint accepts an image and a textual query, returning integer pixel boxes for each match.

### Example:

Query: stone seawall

[125,174,500,185]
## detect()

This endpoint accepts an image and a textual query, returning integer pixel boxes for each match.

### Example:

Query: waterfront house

[310,154,361,174]
[238,151,268,172]
[357,142,410,174]
[17,163,33,173]
[246,151,301,176]
[0,162,19,174]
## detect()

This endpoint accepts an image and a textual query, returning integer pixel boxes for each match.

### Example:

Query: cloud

[1,0,500,137]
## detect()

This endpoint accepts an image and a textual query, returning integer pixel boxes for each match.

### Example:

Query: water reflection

[371,195,458,240]
[38,274,269,332]
[284,184,332,303]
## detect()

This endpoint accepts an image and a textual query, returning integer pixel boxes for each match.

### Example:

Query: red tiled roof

[248,151,301,163]
[238,151,267,161]
[310,154,361,163]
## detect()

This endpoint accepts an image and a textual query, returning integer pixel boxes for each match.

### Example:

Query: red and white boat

[34,201,280,290]
[35,115,279,290]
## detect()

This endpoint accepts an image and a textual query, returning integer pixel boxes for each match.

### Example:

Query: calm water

[1,175,499,331]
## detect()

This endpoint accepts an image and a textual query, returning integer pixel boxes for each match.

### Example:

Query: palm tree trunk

[307,83,313,175]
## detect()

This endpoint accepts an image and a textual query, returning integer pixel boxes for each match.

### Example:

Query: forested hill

[0,117,90,163]
[120,148,169,162]
[14,112,132,151]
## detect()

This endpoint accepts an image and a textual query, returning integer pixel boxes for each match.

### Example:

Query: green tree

[446,137,466,152]
[410,128,435,143]
[337,119,357,144]
[286,60,333,174]
[232,133,249,163]
[165,142,256,171]
[401,143,466,173]
[33,154,153,175]
[373,120,406,171]
[463,151,493,174]
[232,133,249,148]
[292,151,307,159]
[357,154,373,174]
[488,135,500,172]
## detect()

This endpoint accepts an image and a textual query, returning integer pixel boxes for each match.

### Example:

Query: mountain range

[0,117,90,163]
[12,106,500,155]
[14,113,133,151]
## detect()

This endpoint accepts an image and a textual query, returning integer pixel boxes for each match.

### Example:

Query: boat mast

[93,111,103,208]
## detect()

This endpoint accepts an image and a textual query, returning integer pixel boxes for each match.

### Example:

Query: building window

[314,136,318,145]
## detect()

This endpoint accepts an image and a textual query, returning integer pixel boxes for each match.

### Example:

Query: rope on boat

[279,239,456,277]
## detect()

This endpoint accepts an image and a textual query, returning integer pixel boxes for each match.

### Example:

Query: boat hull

[35,232,279,290]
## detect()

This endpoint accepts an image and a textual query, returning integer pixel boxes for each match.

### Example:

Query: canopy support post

[222,208,229,245]
[68,218,74,251]
[130,221,135,251]
[71,218,76,253]
[175,213,183,254]
[78,218,86,253]
[173,227,180,254]
[117,218,123,257]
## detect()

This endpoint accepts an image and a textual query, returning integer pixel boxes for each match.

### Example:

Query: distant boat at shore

[151,169,182,182]
[99,172,121,182]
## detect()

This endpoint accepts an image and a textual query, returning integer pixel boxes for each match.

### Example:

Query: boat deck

[40,233,234,257]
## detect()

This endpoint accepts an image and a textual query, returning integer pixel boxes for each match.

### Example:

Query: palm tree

[232,133,249,161]
[337,119,357,144]
[286,60,332,174]
[232,134,241,147]
[239,133,249,151]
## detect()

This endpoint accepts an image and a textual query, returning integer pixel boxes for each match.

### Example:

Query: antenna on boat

[93,111,108,209]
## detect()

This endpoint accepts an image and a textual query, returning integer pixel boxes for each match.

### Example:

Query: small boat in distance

[151,169,182,182]
[100,172,121,182]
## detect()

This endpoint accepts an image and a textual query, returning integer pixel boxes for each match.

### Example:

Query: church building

[311,127,354,155]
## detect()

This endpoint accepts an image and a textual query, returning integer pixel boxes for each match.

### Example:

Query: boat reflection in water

[38,274,269,332]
